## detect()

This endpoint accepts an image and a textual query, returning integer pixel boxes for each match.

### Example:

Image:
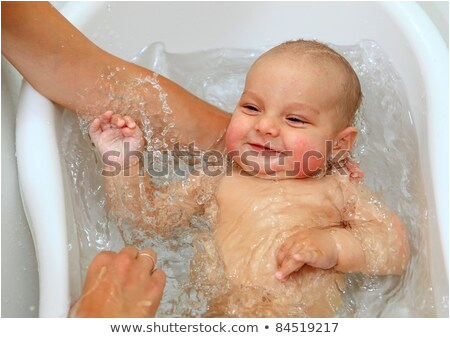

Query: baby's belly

[215,221,282,286]
[212,222,345,317]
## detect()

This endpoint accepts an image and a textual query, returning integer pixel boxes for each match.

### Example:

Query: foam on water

[61,41,439,317]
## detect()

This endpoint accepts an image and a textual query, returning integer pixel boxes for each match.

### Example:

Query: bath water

[61,40,439,317]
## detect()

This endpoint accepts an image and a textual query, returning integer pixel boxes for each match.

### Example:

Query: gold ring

[138,252,157,272]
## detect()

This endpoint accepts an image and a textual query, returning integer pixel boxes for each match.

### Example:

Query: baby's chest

[215,175,344,233]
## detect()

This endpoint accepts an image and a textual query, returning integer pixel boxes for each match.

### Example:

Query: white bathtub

[16,1,448,317]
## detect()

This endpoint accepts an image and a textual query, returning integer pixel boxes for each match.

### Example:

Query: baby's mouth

[247,142,283,155]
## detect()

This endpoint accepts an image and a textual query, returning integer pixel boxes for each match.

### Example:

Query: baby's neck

[230,162,325,181]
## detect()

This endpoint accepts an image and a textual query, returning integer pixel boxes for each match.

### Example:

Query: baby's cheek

[291,142,327,177]
[225,130,238,153]
[225,121,246,153]
[303,155,326,176]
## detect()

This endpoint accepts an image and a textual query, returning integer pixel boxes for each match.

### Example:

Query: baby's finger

[89,118,101,139]
[346,160,364,181]
[122,127,143,141]
[276,240,295,266]
[123,115,136,129]
[275,254,305,282]
[121,127,136,138]
[111,113,126,128]
[99,111,114,130]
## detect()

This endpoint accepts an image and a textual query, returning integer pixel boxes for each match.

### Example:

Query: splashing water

[61,40,440,317]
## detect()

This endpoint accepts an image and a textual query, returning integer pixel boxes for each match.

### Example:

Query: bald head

[257,40,362,127]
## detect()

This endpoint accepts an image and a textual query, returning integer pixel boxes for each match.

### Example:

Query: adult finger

[145,269,166,304]
[136,249,157,273]
[119,246,139,259]
[150,268,166,287]
[81,250,115,291]
[143,269,166,317]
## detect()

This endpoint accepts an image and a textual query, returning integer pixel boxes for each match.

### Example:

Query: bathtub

[15,1,448,317]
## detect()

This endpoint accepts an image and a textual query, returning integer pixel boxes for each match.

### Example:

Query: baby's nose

[255,115,280,136]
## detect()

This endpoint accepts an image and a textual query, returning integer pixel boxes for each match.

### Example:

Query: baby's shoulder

[330,172,386,208]
[323,171,368,199]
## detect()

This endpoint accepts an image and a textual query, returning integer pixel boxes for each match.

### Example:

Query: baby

[89,40,410,317]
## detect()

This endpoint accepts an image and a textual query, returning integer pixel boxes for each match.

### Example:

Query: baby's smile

[246,142,284,155]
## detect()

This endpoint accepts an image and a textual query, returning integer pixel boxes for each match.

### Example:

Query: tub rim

[16,1,448,317]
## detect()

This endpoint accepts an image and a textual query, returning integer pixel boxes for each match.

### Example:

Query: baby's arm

[275,183,410,281]
[89,111,150,226]
[89,112,204,230]
[275,227,365,281]
[339,183,410,275]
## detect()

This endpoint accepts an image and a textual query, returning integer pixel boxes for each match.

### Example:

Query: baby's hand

[275,228,338,282]
[89,111,144,169]
[346,158,364,182]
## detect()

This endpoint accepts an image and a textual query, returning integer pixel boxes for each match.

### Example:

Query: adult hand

[69,246,165,317]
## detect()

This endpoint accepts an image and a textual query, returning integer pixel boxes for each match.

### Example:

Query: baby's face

[226,53,348,178]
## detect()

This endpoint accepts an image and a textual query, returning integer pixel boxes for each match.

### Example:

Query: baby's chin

[228,149,327,179]
[233,160,318,180]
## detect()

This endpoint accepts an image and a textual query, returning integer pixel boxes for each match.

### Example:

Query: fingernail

[293,254,302,261]
[275,271,283,280]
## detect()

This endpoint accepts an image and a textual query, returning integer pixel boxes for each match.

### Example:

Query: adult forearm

[2,2,230,149]
[2,2,105,111]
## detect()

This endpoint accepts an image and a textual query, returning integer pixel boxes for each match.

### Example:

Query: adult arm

[1,1,230,150]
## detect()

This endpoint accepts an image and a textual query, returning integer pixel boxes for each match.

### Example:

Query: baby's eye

[244,105,259,112]
[242,105,260,115]
[286,116,307,125]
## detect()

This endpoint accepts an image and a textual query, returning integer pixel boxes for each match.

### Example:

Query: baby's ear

[334,127,358,151]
